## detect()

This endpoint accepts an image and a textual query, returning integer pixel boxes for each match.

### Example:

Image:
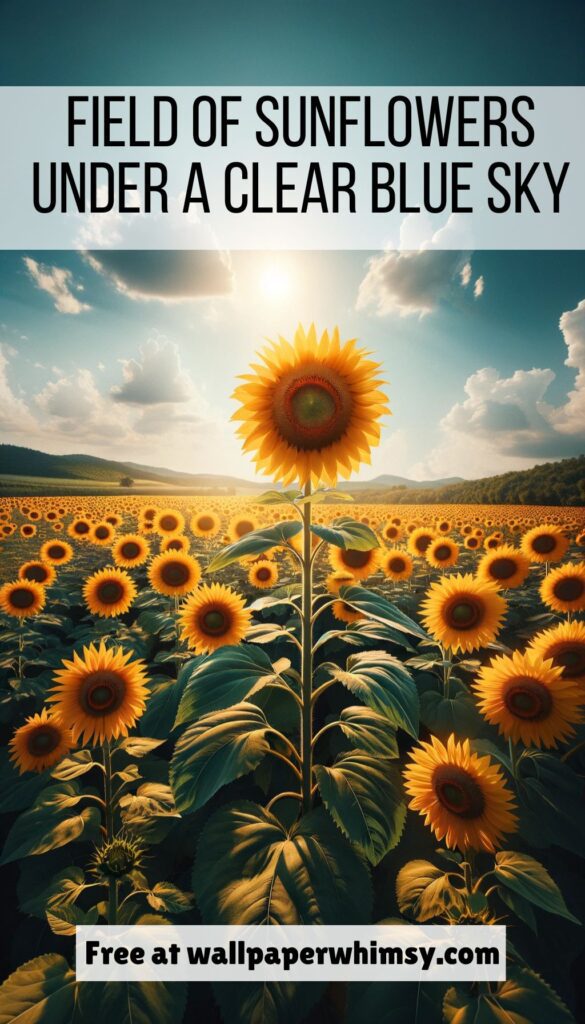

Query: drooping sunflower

[232,324,389,487]
[153,508,185,536]
[381,550,413,581]
[248,560,279,589]
[329,544,380,581]
[528,620,585,683]
[40,539,73,565]
[426,537,459,570]
[421,574,507,654]
[521,524,569,564]
[403,734,517,853]
[112,534,150,568]
[83,568,137,618]
[178,583,251,655]
[9,708,73,774]
[68,517,92,541]
[228,513,260,543]
[191,510,221,538]
[90,522,116,546]
[473,650,584,749]
[148,551,201,597]
[18,560,56,587]
[540,563,585,614]
[0,579,46,619]
[407,527,437,558]
[49,641,149,744]
[476,545,530,590]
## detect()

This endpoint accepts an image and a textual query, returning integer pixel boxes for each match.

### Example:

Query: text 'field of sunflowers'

[0,325,584,1024]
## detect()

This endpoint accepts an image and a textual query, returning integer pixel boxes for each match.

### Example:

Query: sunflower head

[403,734,517,852]
[540,562,585,614]
[521,525,569,564]
[9,708,73,774]
[83,567,137,618]
[426,537,459,569]
[332,600,364,624]
[407,527,437,558]
[20,524,37,538]
[474,649,584,749]
[161,534,190,554]
[112,534,150,568]
[232,324,389,487]
[228,513,260,543]
[0,579,46,618]
[326,570,355,595]
[91,835,145,881]
[191,510,221,538]
[18,560,56,587]
[421,573,507,654]
[40,539,73,565]
[329,544,380,581]
[148,551,201,597]
[49,640,149,744]
[528,620,585,683]
[381,549,413,581]
[68,517,92,541]
[476,544,530,590]
[248,559,279,589]
[90,522,116,546]
[178,583,251,655]
[154,508,185,536]
[381,521,403,543]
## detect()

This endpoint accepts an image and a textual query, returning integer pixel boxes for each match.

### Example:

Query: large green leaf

[170,703,274,813]
[494,851,580,924]
[120,783,180,843]
[1,783,101,865]
[50,749,103,781]
[206,521,301,573]
[0,954,77,1024]
[255,489,302,504]
[310,516,379,550]
[195,801,372,926]
[340,585,429,640]
[517,750,585,854]
[18,866,88,919]
[443,965,575,1024]
[420,680,484,740]
[329,650,419,737]
[76,977,187,1024]
[140,660,204,737]
[175,644,279,725]
[315,754,406,863]
[337,706,399,757]
[396,860,467,923]
[0,749,49,813]
[347,978,445,1024]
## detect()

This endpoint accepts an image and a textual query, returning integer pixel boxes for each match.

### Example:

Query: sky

[0,0,583,483]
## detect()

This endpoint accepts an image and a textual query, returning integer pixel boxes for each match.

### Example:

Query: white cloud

[357,249,471,317]
[0,347,38,435]
[460,262,472,287]
[474,275,485,299]
[84,250,233,303]
[23,257,91,315]
[111,337,194,405]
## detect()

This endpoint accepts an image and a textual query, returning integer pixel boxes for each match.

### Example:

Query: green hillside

[355,455,585,506]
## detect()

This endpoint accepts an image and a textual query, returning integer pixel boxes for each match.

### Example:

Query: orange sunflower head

[474,649,584,749]
[528,620,585,684]
[40,539,73,565]
[326,570,355,595]
[381,521,403,543]
[20,523,37,538]
[521,524,569,564]
[112,534,150,568]
[381,549,413,581]
[403,733,517,852]
[332,599,364,624]
[153,508,185,536]
[90,522,116,546]
[248,559,279,589]
[227,513,260,543]
[161,534,190,554]
[9,708,73,774]
[49,641,149,745]
[329,544,380,581]
[18,560,56,587]
[540,563,585,614]
[191,510,221,538]
[407,527,437,558]
[0,579,46,619]
[426,537,459,570]
[148,551,201,597]
[178,583,251,655]
[83,567,137,618]
[68,516,92,541]
[476,544,530,590]
[421,573,507,654]
[232,324,389,487]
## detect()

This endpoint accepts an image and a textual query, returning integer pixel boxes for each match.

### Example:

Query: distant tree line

[354,455,585,506]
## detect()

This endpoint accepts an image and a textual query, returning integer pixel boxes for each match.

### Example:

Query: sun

[259,263,293,301]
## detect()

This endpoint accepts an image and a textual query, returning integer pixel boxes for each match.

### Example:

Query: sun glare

[258,264,292,301]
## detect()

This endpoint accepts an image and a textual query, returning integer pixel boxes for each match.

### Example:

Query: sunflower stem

[508,738,517,779]
[300,480,314,815]
[102,740,118,925]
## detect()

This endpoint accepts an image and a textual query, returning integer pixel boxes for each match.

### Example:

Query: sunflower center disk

[490,557,516,580]
[159,515,179,532]
[256,568,271,581]
[447,598,482,629]
[342,549,371,569]
[97,581,125,604]
[24,566,48,582]
[48,545,65,559]
[504,679,552,720]
[433,765,485,819]
[81,671,126,714]
[27,725,61,756]
[75,522,90,534]
[434,545,452,561]
[235,520,255,537]
[553,577,584,602]
[415,535,433,553]
[201,609,229,635]
[161,562,190,587]
[198,516,214,531]
[274,367,351,451]
[554,645,585,677]
[95,527,109,539]
[389,557,405,573]
[166,540,183,551]
[10,588,35,609]
[121,542,140,559]
[532,534,556,554]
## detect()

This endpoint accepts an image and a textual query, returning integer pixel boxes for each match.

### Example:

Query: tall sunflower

[148,551,201,597]
[474,650,584,749]
[403,734,517,852]
[232,324,389,487]
[540,563,585,614]
[178,583,251,655]
[9,708,73,774]
[528,620,585,684]
[0,579,46,619]
[476,545,530,590]
[83,568,137,618]
[421,574,506,654]
[49,641,149,744]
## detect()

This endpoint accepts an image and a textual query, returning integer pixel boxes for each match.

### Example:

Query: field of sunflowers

[0,326,584,1024]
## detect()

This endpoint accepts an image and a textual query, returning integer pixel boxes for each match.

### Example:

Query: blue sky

[0,1,583,482]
